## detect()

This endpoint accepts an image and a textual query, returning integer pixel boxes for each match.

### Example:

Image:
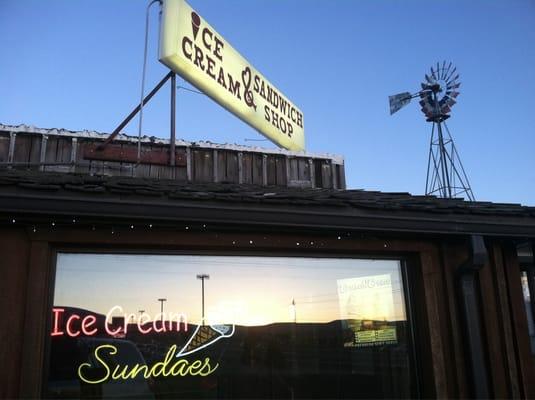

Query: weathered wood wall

[1,225,533,398]
[0,130,345,189]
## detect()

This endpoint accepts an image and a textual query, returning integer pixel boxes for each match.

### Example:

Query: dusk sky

[1,0,534,204]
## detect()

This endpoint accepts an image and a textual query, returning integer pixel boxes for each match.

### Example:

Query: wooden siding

[0,131,345,189]
[0,223,534,398]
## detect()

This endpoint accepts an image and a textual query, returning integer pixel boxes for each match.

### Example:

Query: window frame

[40,245,422,398]
[19,229,444,398]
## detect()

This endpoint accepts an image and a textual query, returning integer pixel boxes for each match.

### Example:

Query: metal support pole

[170,73,176,167]
[436,121,452,198]
[432,91,452,198]
[98,71,174,150]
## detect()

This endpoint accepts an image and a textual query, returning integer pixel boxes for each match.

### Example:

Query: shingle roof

[0,168,533,217]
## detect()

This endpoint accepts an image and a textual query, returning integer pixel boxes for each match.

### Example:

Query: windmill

[389,62,475,201]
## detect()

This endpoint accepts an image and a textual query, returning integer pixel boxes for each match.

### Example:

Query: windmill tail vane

[388,92,413,115]
[388,61,475,201]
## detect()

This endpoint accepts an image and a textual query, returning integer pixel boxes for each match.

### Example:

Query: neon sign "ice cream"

[50,306,188,337]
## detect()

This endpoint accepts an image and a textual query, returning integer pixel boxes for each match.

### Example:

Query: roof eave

[1,191,534,238]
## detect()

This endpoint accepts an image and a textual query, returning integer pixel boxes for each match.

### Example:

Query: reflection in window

[46,254,418,399]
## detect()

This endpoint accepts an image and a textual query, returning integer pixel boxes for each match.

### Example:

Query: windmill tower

[389,62,475,201]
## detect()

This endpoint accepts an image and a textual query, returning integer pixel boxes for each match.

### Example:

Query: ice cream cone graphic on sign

[176,320,234,358]
[191,12,201,40]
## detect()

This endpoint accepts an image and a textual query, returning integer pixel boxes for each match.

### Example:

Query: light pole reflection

[196,274,210,326]
[157,298,167,327]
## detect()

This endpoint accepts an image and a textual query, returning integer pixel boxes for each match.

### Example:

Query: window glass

[46,253,417,399]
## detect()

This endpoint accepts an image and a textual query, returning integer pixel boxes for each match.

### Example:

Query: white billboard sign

[159,0,305,151]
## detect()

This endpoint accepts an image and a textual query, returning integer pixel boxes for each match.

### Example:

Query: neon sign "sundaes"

[78,345,218,384]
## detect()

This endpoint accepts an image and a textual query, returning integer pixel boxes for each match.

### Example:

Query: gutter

[457,235,490,398]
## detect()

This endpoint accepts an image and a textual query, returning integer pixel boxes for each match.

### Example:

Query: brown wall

[0,131,346,189]
[0,228,30,399]
[1,225,534,398]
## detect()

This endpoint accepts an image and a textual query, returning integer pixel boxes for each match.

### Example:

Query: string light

[3,217,351,252]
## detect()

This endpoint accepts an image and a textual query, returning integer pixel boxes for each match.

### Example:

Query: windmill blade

[444,61,453,81]
[446,81,461,90]
[444,61,452,79]
[446,98,456,107]
[425,74,434,84]
[389,92,412,114]
[440,61,447,79]
[445,66,457,82]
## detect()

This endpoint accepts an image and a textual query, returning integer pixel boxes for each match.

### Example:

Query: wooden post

[338,162,346,189]
[213,149,219,183]
[7,132,16,166]
[238,152,243,184]
[285,156,291,187]
[262,155,268,186]
[331,162,338,190]
[186,146,192,182]
[309,159,315,189]
[70,138,78,172]
[39,135,47,172]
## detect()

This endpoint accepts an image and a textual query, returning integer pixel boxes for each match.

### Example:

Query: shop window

[45,253,419,399]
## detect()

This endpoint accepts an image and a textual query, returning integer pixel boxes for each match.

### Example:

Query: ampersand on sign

[241,67,257,111]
